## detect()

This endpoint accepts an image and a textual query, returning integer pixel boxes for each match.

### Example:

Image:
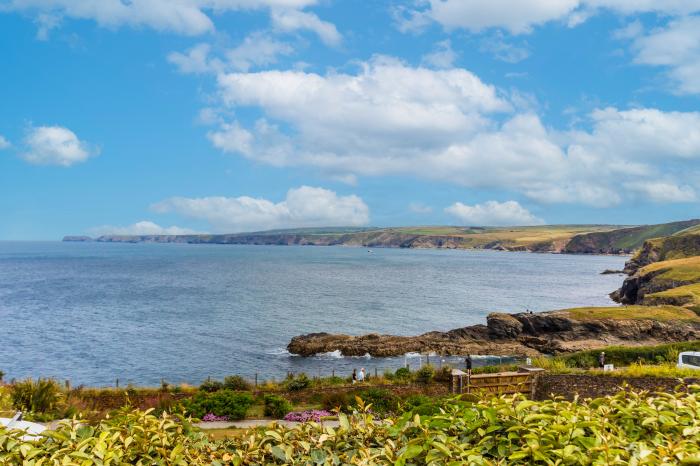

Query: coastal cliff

[63,221,700,254]
[611,228,700,305]
[287,308,700,357]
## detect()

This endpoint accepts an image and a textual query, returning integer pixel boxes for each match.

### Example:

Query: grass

[390,225,620,249]
[640,256,700,282]
[645,283,700,309]
[559,305,700,321]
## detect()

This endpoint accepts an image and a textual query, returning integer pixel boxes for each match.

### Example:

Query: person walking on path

[358,368,366,382]
[465,354,473,377]
[598,352,606,369]
[352,369,357,384]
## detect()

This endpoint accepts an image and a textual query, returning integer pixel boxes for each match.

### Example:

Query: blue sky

[2,0,700,239]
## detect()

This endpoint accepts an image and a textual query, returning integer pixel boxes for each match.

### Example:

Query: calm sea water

[0,242,626,386]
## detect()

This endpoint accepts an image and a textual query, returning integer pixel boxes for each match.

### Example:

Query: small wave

[265,348,292,356]
[317,350,344,359]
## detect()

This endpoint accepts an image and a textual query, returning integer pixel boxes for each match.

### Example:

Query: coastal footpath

[63,219,700,254]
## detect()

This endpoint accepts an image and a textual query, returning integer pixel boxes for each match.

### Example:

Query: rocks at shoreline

[287,311,700,358]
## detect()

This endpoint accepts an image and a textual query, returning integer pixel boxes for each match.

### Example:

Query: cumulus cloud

[89,221,201,236]
[627,16,700,94]
[397,0,700,35]
[421,40,457,69]
[0,135,10,149]
[168,33,294,76]
[151,186,370,232]
[1,0,332,38]
[206,54,700,206]
[270,8,341,45]
[624,182,697,203]
[445,200,544,226]
[21,125,97,166]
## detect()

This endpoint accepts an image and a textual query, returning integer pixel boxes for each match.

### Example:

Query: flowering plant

[283,410,334,422]
[202,413,229,422]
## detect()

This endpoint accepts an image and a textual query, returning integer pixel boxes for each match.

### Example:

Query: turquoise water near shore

[0,242,625,386]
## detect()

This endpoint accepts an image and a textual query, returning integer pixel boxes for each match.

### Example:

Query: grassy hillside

[560,305,700,322]
[563,219,700,254]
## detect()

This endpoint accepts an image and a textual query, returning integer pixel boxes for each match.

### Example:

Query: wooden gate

[451,369,539,396]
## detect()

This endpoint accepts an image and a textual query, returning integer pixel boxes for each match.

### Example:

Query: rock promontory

[287,308,700,357]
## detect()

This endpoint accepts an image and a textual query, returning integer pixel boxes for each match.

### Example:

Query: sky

[2,1,700,239]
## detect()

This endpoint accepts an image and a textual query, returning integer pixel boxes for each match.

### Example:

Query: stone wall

[533,374,700,400]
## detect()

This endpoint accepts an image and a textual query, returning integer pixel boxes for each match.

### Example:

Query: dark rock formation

[287,311,700,357]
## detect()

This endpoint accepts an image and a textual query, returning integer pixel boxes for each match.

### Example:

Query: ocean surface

[0,241,626,386]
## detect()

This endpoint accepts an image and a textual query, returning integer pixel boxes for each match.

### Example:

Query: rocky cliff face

[611,232,700,304]
[287,311,700,357]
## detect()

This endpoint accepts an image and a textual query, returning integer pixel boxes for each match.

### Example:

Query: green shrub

[285,373,311,391]
[414,365,434,385]
[394,367,411,380]
[10,378,63,415]
[263,394,292,419]
[223,375,251,391]
[321,391,350,412]
[199,379,223,392]
[182,390,253,420]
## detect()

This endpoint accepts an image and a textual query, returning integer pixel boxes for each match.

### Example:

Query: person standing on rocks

[598,352,606,369]
[359,368,366,382]
[465,354,473,377]
[352,369,357,384]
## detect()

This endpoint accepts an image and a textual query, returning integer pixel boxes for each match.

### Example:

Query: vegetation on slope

[563,219,700,254]
[561,304,700,322]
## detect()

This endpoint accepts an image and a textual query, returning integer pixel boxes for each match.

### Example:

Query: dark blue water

[0,242,625,386]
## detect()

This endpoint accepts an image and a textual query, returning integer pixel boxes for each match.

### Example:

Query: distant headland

[64,219,700,255]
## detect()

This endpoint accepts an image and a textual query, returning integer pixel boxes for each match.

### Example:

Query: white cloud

[152,186,369,232]
[207,121,254,155]
[215,56,509,162]
[90,221,201,236]
[624,181,697,203]
[168,33,294,75]
[22,125,96,166]
[270,8,341,45]
[409,202,433,214]
[2,0,329,38]
[399,0,700,35]
[445,200,544,226]
[628,16,700,94]
[206,56,700,206]
[422,40,457,69]
[168,43,221,74]
[226,32,295,70]
[569,107,700,161]
[0,135,10,149]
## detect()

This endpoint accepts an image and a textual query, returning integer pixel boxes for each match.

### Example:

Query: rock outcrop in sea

[287,311,700,358]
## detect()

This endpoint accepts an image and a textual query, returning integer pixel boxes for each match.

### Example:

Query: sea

[0,241,626,386]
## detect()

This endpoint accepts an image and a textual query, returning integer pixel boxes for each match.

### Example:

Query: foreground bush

[0,408,215,465]
[263,394,292,419]
[3,387,700,464]
[223,387,700,464]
